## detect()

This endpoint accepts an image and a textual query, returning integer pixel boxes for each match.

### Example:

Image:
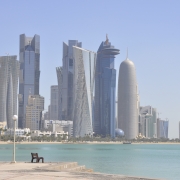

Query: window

[69,59,73,66]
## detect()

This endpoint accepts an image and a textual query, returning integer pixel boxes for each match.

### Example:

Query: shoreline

[0,141,180,145]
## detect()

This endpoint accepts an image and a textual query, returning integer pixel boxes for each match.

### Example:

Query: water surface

[0,143,179,180]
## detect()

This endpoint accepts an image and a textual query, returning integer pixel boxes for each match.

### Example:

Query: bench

[31,153,44,163]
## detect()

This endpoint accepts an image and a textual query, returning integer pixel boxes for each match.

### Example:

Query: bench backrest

[31,153,39,158]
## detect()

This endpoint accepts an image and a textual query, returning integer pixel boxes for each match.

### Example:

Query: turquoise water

[0,143,180,180]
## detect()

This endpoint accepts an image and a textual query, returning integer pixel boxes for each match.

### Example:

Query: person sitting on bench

[31,153,44,163]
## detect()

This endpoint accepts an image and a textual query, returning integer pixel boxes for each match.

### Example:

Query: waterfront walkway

[0,162,161,180]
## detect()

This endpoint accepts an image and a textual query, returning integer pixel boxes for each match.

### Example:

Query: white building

[73,46,96,137]
[26,95,44,130]
[31,130,68,139]
[139,106,157,138]
[0,122,7,130]
[5,128,30,136]
[44,120,73,137]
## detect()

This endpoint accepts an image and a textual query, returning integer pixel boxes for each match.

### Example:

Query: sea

[0,143,180,180]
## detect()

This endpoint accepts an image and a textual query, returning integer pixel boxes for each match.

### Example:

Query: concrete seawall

[0,162,162,180]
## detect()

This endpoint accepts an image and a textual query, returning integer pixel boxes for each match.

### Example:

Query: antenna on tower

[105,34,109,45]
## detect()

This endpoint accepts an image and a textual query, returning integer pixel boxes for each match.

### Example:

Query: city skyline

[0,1,179,138]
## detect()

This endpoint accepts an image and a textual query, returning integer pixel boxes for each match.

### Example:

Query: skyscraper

[94,36,120,138]
[157,118,169,138]
[50,85,59,120]
[0,55,19,128]
[73,46,96,137]
[179,121,180,139]
[56,66,63,120]
[118,55,139,139]
[18,34,40,128]
[61,40,82,120]
[179,122,180,139]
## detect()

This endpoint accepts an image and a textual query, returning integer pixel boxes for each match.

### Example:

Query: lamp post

[12,115,18,163]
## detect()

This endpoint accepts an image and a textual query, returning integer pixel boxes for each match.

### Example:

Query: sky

[0,0,179,138]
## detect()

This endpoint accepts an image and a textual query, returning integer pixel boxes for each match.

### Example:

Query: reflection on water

[0,144,180,180]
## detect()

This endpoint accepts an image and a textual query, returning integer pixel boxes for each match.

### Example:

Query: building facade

[56,67,63,120]
[5,128,30,136]
[61,40,82,120]
[139,106,157,138]
[179,122,180,139]
[44,120,73,137]
[94,36,119,138]
[26,95,44,130]
[0,55,19,128]
[18,34,40,128]
[73,46,96,137]
[118,56,139,139]
[157,118,169,138]
[50,85,59,120]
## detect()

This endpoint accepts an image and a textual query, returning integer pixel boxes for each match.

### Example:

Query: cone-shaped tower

[118,55,139,139]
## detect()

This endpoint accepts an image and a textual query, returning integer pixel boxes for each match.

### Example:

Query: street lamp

[11,115,18,163]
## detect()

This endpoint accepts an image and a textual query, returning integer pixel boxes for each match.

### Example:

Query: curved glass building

[0,55,19,128]
[72,46,96,137]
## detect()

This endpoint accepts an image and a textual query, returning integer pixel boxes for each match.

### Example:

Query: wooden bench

[31,153,44,163]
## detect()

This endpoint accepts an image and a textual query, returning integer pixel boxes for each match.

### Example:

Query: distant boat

[123,141,131,144]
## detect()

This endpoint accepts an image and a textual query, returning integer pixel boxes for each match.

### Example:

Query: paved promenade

[0,162,162,180]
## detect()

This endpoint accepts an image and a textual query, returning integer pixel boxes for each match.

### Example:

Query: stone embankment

[0,162,162,180]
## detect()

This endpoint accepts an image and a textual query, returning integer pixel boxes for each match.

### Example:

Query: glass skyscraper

[61,40,82,120]
[56,66,63,120]
[18,34,40,128]
[0,55,19,128]
[94,36,120,138]
[157,118,169,138]
[50,85,59,120]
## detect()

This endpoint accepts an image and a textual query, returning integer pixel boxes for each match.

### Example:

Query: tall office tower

[73,46,96,137]
[179,121,180,139]
[18,34,40,128]
[56,67,63,120]
[179,122,180,139]
[94,36,119,138]
[26,95,44,130]
[50,85,59,120]
[0,56,19,128]
[118,55,139,139]
[61,40,82,120]
[157,118,169,138]
[139,106,157,138]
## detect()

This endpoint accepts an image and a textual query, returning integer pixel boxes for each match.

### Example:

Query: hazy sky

[0,0,179,138]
